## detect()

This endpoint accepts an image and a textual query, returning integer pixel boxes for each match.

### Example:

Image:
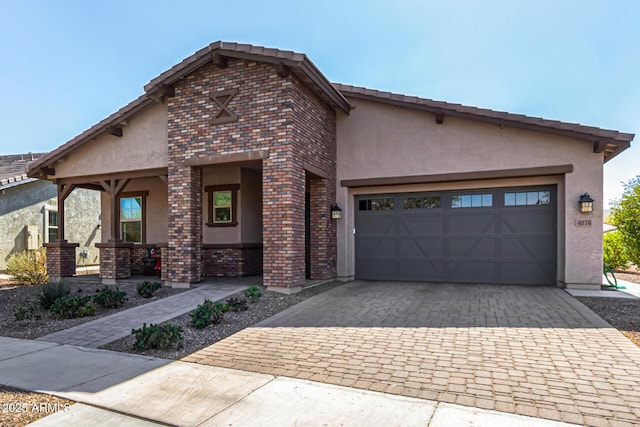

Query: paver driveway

[184,281,640,426]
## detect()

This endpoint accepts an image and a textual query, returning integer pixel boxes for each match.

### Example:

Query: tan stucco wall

[101,177,168,244]
[336,99,604,287]
[202,167,241,244]
[55,102,168,178]
[240,168,263,243]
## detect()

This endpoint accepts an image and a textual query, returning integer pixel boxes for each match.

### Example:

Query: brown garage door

[354,186,556,285]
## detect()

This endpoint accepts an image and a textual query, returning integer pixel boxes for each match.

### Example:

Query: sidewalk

[0,337,577,427]
[565,277,640,299]
[37,283,248,348]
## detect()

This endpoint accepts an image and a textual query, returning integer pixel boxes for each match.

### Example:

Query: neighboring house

[0,153,101,273]
[27,41,634,291]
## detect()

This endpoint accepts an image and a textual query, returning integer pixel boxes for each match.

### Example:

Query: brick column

[43,241,79,282]
[263,159,306,291]
[166,165,202,288]
[96,241,133,284]
[309,178,337,280]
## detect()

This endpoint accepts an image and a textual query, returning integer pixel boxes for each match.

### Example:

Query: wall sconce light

[330,205,342,220]
[578,193,594,213]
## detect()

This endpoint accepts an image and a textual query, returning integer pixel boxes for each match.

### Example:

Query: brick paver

[39,283,248,348]
[183,281,640,426]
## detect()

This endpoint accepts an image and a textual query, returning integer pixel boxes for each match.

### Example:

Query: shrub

[93,286,127,308]
[39,282,71,309]
[244,286,263,303]
[136,281,162,298]
[50,295,96,319]
[225,296,248,312]
[604,230,630,270]
[190,299,229,329]
[132,322,183,350]
[7,249,48,286]
[14,301,41,321]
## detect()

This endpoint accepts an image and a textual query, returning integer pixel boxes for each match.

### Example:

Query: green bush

[604,231,630,270]
[132,323,183,350]
[14,301,41,321]
[225,296,248,312]
[7,249,48,286]
[244,286,263,303]
[190,299,229,329]
[136,281,162,298]
[50,295,96,319]
[93,286,127,308]
[39,282,71,309]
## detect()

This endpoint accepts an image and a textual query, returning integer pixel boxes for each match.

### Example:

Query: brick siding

[202,245,262,277]
[44,241,79,278]
[96,242,133,280]
[166,58,337,288]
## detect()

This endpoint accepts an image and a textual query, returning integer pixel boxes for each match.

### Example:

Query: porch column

[96,178,132,284]
[95,241,134,284]
[166,165,202,287]
[309,177,337,280]
[44,183,78,281]
[263,159,306,292]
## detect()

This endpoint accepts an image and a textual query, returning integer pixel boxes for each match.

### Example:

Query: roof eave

[337,87,634,163]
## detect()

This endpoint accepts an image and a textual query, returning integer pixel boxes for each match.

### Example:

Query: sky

[0,0,638,206]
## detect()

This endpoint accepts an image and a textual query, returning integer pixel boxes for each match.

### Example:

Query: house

[0,153,101,273]
[27,41,634,291]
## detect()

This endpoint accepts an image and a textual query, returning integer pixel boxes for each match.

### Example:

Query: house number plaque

[575,219,592,227]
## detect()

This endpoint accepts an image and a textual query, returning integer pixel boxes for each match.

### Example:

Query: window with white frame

[44,206,58,243]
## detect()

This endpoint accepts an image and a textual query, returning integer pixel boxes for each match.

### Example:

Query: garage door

[355,186,556,285]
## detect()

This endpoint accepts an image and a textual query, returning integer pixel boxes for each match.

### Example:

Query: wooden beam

[108,126,123,137]
[55,167,167,186]
[435,112,444,124]
[212,53,228,68]
[40,166,55,176]
[593,141,607,153]
[274,62,289,78]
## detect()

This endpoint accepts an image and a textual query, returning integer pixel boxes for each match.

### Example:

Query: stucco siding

[0,181,100,271]
[54,102,168,178]
[336,98,604,287]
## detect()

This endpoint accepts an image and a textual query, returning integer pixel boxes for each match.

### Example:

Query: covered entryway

[354,186,556,284]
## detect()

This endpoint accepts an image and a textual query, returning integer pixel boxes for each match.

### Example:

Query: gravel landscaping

[0,385,74,427]
[0,276,187,340]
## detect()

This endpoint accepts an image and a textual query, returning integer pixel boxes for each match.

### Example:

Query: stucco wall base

[166,281,191,289]
[267,285,303,295]
[564,282,603,290]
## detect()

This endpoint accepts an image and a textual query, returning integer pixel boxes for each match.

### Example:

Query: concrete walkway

[38,283,248,348]
[185,281,640,426]
[0,337,576,426]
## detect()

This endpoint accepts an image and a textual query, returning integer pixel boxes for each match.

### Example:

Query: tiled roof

[0,154,44,189]
[334,84,634,162]
[27,42,634,177]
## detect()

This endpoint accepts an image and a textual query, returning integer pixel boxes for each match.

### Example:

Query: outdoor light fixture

[578,193,594,213]
[330,205,342,220]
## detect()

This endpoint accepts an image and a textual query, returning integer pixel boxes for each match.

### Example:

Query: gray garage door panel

[355,186,556,285]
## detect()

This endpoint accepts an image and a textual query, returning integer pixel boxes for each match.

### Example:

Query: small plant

[132,322,183,350]
[14,301,41,321]
[136,281,162,298]
[226,296,249,312]
[190,299,230,329]
[7,249,48,286]
[39,282,71,309]
[93,286,127,308]
[50,295,96,319]
[244,286,263,303]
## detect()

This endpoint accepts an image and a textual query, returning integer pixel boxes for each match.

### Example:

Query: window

[359,198,394,211]
[504,191,551,206]
[404,196,440,209]
[451,194,493,208]
[118,192,147,243]
[205,184,239,227]
[44,206,58,243]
